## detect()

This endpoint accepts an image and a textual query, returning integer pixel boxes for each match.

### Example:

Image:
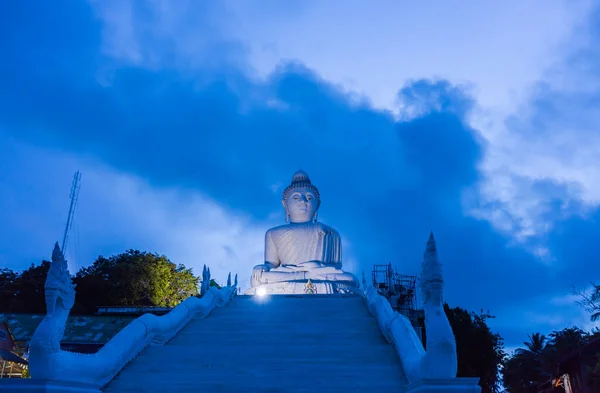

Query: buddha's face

[283,187,318,223]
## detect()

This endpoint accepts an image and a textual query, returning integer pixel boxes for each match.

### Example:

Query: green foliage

[73,250,199,313]
[1,250,199,314]
[209,279,221,289]
[442,305,506,393]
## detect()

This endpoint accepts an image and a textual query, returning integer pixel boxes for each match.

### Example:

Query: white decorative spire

[200,265,211,296]
[227,272,232,287]
[421,232,444,307]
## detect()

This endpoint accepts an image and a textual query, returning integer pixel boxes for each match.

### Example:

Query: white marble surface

[406,378,482,393]
[20,243,238,392]
[361,233,462,385]
[0,379,102,393]
[103,295,408,392]
[250,170,359,293]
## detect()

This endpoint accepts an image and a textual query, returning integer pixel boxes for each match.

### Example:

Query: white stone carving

[25,245,237,391]
[363,233,480,393]
[248,170,359,294]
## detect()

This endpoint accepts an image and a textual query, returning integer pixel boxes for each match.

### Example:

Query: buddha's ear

[281,199,287,210]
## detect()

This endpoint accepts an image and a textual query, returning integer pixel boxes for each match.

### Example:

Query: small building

[0,311,141,378]
[0,320,27,378]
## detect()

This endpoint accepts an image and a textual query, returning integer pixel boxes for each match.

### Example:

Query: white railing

[362,285,428,383]
[29,279,236,390]
[362,284,481,392]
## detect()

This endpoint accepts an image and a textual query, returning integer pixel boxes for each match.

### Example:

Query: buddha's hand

[251,264,270,286]
[297,261,324,270]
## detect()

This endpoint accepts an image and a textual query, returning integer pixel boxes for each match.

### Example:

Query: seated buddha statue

[249,170,359,294]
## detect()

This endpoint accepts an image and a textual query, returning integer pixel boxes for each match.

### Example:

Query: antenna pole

[61,171,82,254]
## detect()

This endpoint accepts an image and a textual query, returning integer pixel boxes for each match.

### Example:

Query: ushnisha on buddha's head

[282,170,321,224]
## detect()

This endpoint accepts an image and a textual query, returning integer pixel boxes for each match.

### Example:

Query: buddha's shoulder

[315,222,338,234]
[265,225,288,237]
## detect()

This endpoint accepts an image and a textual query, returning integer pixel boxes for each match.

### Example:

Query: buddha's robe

[253,222,358,286]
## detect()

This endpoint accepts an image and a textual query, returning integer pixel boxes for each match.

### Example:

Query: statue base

[406,378,481,393]
[245,279,359,295]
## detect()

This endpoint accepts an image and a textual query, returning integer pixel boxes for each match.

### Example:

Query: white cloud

[470,4,600,245]
[77,168,269,291]
[89,0,247,72]
[1,138,365,291]
[91,0,590,113]
[222,0,600,250]
[491,289,600,346]
[88,0,600,253]
[222,0,589,113]
[0,139,274,292]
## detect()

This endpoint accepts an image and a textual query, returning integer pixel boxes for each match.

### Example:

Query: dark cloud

[1,0,599,347]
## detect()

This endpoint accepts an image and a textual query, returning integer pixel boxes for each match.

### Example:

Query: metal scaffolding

[371,264,424,342]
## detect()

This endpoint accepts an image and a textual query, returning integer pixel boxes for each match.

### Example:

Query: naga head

[45,242,76,315]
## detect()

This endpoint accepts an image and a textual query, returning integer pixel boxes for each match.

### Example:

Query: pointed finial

[52,242,64,262]
[200,265,210,296]
[227,272,232,287]
[234,274,238,287]
[422,232,443,306]
[426,231,437,253]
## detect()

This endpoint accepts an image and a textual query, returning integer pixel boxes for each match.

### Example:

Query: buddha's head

[282,170,321,223]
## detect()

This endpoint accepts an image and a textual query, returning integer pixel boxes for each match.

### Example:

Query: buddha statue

[247,170,359,295]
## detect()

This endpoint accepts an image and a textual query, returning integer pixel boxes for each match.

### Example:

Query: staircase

[103,294,408,392]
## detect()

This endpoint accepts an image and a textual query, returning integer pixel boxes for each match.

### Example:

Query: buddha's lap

[271,264,342,273]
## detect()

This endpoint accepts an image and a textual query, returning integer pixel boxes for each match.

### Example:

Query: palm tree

[504,333,550,392]
[523,333,546,355]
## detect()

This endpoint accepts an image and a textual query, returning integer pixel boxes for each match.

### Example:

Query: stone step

[102,295,407,393]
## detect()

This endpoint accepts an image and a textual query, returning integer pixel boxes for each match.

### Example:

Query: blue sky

[1,0,600,349]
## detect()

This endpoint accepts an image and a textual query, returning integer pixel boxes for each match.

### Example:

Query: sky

[1,0,600,350]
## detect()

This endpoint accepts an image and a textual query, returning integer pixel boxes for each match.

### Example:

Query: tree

[503,333,550,393]
[0,262,51,313]
[73,250,199,313]
[503,352,543,393]
[0,268,18,311]
[1,250,200,314]
[503,327,594,393]
[424,305,506,393]
[522,332,546,354]
[575,283,600,322]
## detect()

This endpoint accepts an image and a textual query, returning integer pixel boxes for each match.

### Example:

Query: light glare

[256,287,267,297]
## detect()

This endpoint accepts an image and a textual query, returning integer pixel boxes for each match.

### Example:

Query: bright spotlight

[256,287,267,297]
